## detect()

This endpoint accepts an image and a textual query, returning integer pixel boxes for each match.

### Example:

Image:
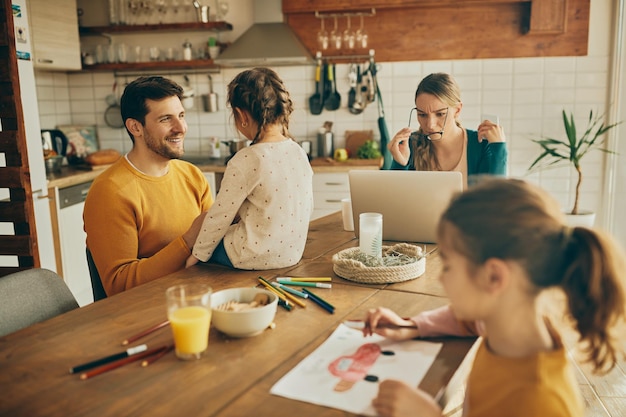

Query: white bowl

[211,287,278,338]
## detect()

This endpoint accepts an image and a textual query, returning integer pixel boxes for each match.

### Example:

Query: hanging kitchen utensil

[369,56,392,170]
[322,61,332,108]
[104,81,124,129]
[202,74,218,112]
[350,63,365,115]
[309,58,323,115]
[347,64,357,111]
[324,63,341,111]
[182,75,195,109]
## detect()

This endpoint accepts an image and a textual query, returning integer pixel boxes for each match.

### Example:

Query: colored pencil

[142,345,174,367]
[271,282,308,299]
[276,277,332,282]
[69,344,148,374]
[278,299,292,311]
[79,345,168,380]
[302,288,335,314]
[343,320,418,331]
[257,277,292,309]
[259,277,306,308]
[122,320,169,346]
[277,281,332,289]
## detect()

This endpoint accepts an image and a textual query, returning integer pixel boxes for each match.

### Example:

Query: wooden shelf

[79,21,233,35]
[80,58,219,72]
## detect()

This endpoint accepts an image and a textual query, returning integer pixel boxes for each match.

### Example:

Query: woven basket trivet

[332,243,426,284]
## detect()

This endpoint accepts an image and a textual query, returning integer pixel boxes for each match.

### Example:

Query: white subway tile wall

[35,52,612,227]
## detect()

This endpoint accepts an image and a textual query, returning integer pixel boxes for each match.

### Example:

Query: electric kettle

[41,129,69,157]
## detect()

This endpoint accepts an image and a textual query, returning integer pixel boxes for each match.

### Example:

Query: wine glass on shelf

[155,0,167,24]
[168,0,180,23]
[216,0,229,21]
[343,15,355,49]
[317,17,329,50]
[356,14,368,48]
[330,16,342,50]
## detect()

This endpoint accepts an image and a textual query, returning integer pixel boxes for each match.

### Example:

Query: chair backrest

[86,248,108,301]
[0,268,79,337]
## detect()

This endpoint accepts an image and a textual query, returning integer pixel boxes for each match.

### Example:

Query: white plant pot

[564,211,595,228]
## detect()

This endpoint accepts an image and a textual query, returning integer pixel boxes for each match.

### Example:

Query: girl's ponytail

[560,227,626,373]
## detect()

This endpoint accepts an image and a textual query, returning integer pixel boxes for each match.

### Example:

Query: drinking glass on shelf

[356,15,368,48]
[330,16,342,50]
[149,47,161,61]
[117,43,129,63]
[343,15,356,49]
[155,0,167,23]
[168,0,180,23]
[317,17,329,50]
[216,0,229,20]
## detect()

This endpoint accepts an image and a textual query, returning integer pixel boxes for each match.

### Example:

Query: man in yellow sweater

[84,76,213,296]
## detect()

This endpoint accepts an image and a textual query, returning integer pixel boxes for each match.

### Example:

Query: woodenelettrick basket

[332,243,425,284]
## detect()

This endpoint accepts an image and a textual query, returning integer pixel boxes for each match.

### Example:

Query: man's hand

[183,211,208,250]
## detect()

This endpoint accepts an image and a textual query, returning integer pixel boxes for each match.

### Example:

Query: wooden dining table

[0,212,476,417]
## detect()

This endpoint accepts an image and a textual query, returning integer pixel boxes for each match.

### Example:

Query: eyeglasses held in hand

[407,107,449,141]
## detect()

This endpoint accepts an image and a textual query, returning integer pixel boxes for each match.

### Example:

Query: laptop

[349,170,463,243]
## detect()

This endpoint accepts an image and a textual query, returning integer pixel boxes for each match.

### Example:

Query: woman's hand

[362,307,419,340]
[387,128,412,166]
[372,380,443,417]
[477,120,506,143]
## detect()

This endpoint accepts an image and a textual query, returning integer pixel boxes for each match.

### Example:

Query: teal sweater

[390,129,508,176]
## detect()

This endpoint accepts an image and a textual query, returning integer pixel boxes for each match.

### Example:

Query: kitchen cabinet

[312,172,350,221]
[78,21,232,72]
[283,0,589,62]
[27,0,81,70]
[49,181,93,306]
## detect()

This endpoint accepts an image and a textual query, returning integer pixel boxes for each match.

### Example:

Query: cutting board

[310,157,383,167]
[345,130,374,158]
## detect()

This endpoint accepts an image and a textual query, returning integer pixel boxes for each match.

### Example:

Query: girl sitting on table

[388,73,507,187]
[361,178,625,417]
[186,67,313,270]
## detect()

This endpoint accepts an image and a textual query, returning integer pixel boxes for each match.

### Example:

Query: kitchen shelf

[79,21,233,36]
[80,58,220,72]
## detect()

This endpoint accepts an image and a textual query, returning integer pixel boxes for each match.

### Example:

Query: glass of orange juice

[166,283,212,360]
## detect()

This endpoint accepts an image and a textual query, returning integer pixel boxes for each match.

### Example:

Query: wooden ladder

[0,0,41,276]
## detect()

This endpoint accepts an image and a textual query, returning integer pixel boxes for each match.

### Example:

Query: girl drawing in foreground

[362,178,626,417]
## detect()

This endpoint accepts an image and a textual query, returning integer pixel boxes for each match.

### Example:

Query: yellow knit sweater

[84,157,213,295]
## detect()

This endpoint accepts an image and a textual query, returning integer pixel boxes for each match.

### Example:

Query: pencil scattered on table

[141,344,174,367]
[277,280,332,289]
[302,288,335,314]
[79,345,168,380]
[271,282,308,299]
[257,277,293,311]
[69,344,148,374]
[276,277,332,282]
[122,320,169,346]
[258,277,306,308]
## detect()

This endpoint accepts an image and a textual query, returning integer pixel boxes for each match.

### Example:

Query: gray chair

[0,268,79,337]
[86,248,108,301]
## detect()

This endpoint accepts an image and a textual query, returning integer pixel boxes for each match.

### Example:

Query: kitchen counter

[46,157,382,189]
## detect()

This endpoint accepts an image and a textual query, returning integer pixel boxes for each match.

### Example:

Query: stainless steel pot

[221,139,249,155]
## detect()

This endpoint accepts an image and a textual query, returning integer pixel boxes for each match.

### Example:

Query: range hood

[214,0,313,67]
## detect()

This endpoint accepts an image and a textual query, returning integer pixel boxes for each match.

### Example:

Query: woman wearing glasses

[388,73,507,186]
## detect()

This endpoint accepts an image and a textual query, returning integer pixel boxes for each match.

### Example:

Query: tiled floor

[441,289,626,417]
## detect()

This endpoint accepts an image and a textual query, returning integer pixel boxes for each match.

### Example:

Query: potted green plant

[528,109,621,225]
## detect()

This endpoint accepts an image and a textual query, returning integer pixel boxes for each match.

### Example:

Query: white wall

[37,1,624,244]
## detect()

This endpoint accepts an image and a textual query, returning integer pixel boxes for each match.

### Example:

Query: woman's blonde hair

[439,178,626,373]
[410,73,462,171]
